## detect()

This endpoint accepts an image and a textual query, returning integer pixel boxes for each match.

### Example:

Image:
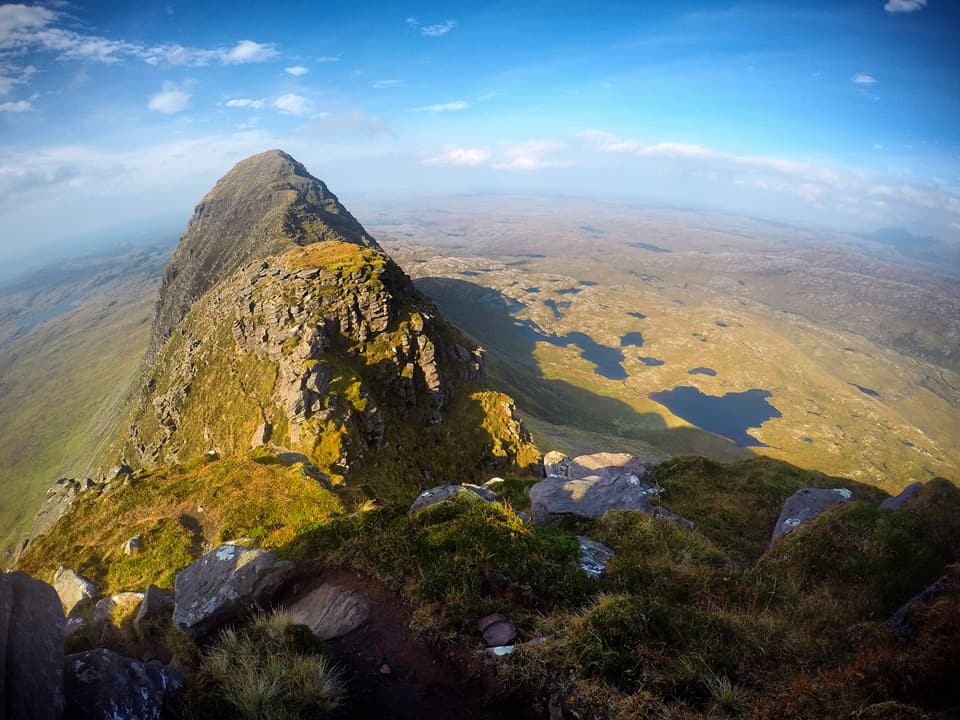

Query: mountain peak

[146,150,379,363]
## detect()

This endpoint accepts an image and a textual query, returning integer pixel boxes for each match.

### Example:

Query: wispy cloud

[493,140,567,170]
[884,0,927,13]
[405,17,457,37]
[409,100,468,113]
[273,93,310,115]
[225,98,265,109]
[285,65,309,76]
[147,82,190,114]
[423,147,491,166]
[851,73,877,86]
[373,79,404,89]
[0,99,31,112]
[0,7,277,68]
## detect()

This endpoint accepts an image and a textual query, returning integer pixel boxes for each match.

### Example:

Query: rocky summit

[147,149,380,364]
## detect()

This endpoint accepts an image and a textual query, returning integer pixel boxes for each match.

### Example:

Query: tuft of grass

[183,610,345,720]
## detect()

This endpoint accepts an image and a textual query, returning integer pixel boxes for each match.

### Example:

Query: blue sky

[1,0,958,264]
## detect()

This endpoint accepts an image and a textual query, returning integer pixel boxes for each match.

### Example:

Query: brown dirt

[279,568,536,720]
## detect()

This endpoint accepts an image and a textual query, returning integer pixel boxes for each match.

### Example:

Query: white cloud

[0,63,35,96]
[409,100,468,113]
[851,73,877,85]
[0,4,56,44]
[147,82,190,114]
[373,79,404,89]
[493,140,567,170]
[421,20,457,37]
[274,93,310,115]
[223,40,277,64]
[423,147,491,166]
[884,0,927,13]
[0,99,31,112]
[285,65,309,76]
[225,98,265,109]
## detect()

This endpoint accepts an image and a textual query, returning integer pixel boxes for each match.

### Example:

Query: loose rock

[122,535,143,555]
[769,487,852,546]
[133,584,174,635]
[478,613,517,647]
[63,648,184,720]
[53,566,98,616]
[285,582,371,641]
[408,483,497,514]
[173,545,294,640]
[93,592,144,626]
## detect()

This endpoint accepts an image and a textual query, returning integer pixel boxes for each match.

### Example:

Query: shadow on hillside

[415,277,750,461]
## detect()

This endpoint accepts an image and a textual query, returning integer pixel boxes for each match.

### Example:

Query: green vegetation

[182,611,344,720]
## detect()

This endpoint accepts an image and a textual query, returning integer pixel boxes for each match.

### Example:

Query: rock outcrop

[173,545,294,639]
[63,648,183,720]
[0,571,65,720]
[147,149,380,364]
[529,452,691,527]
[408,483,498,513]
[769,487,852,546]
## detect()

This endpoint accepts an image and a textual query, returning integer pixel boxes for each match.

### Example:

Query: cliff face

[118,152,537,494]
[147,149,380,364]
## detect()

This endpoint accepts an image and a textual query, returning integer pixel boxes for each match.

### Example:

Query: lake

[648,386,782,447]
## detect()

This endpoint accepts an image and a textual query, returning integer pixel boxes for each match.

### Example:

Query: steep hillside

[147,149,379,364]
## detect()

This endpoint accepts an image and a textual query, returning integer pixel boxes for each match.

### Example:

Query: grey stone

[478,613,517,647]
[173,545,294,639]
[529,452,687,528]
[65,617,88,642]
[483,477,506,493]
[0,571,65,720]
[286,582,371,640]
[770,487,852,546]
[577,536,615,578]
[53,566,98,616]
[408,483,497,514]
[879,482,923,511]
[122,535,143,555]
[63,648,184,720]
[887,572,955,638]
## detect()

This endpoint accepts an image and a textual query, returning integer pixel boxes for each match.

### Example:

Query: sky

[1,0,959,266]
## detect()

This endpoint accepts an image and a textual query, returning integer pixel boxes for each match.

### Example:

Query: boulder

[887,571,955,639]
[286,582,371,640]
[478,613,517,647]
[63,648,184,720]
[879,482,923,511]
[0,571,65,720]
[408,483,497,514]
[53,566,98,615]
[93,592,144,626]
[769,487,852,546]
[133,584,174,634]
[173,545,294,639]
[529,452,688,527]
[577,536,615,578]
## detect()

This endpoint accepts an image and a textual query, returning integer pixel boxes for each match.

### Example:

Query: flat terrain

[0,243,168,563]
[356,196,960,492]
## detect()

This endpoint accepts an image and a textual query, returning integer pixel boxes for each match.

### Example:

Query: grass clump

[183,611,344,720]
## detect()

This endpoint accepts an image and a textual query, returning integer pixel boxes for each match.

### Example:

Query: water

[629,242,671,253]
[648,386,781,447]
[628,312,647,319]
[620,332,644,347]
[688,367,717,376]
[639,357,665,366]
[557,287,581,295]
[562,332,628,380]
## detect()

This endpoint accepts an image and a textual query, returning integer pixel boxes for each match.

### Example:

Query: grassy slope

[0,283,155,561]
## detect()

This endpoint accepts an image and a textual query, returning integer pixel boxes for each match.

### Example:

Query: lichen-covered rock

[769,487,852,546]
[408,483,498,514]
[53,566,98,616]
[63,648,183,720]
[173,545,294,639]
[286,582,371,640]
[0,571,65,720]
[577,536,615,578]
[529,452,688,527]
[879,482,923,511]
